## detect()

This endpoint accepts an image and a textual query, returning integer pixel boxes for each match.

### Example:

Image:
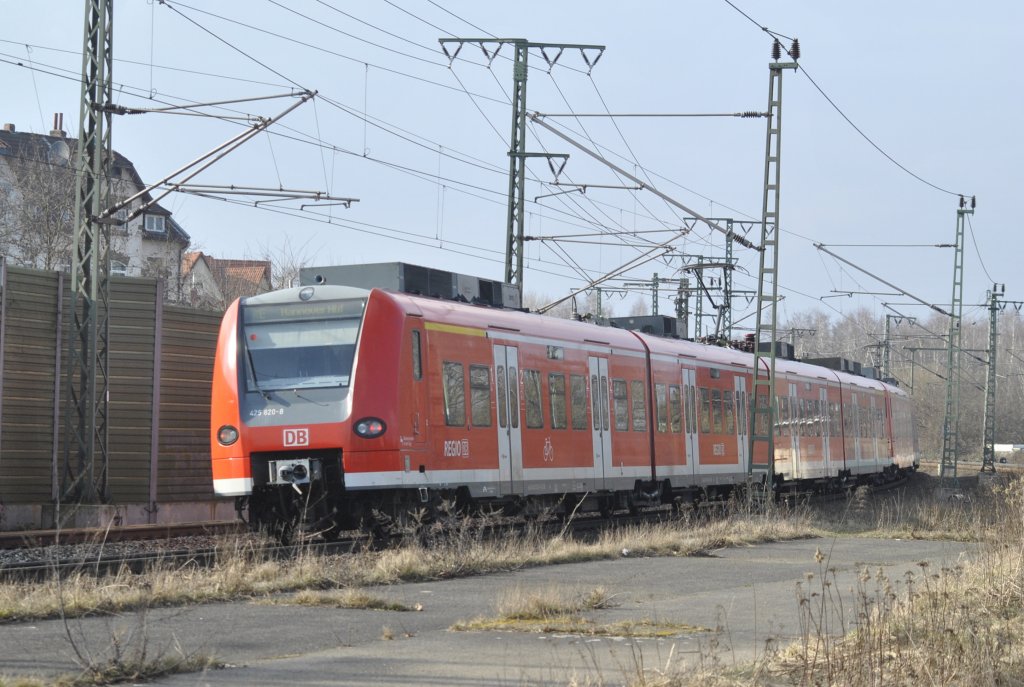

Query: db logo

[283,428,310,447]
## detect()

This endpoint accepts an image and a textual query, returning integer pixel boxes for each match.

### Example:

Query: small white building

[181,251,272,310]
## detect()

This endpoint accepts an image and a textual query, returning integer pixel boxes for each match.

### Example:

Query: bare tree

[254,236,320,290]
[0,144,76,270]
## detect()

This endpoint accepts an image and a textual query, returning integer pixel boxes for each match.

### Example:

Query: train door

[682,368,699,471]
[819,387,830,470]
[788,383,801,477]
[588,357,612,488]
[493,345,523,495]
[734,375,748,471]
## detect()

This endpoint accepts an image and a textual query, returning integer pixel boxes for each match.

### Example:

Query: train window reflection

[571,374,588,430]
[612,379,628,431]
[244,317,359,391]
[631,381,647,431]
[470,364,492,427]
[442,362,466,426]
[669,385,682,433]
[549,373,567,429]
[523,369,543,428]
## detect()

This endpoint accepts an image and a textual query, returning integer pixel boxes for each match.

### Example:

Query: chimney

[49,113,66,138]
[2,123,14,132]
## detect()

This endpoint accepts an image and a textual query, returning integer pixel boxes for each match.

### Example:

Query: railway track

[0,520,243,549]
[0,473,915,583]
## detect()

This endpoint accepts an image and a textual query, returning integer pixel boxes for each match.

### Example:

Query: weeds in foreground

[0,506,815,624]
[570,475,1024,686]
[452,584,708,638]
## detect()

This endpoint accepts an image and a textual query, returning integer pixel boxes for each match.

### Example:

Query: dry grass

[0,651,220,687]
[571,475,1024,686]
[452,584,709,637]
[271,588,420,611]
[0,505,816,623]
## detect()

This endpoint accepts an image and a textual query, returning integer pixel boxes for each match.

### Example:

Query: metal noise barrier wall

[0,263,232,529]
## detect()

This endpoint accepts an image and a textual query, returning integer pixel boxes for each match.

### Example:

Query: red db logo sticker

[283,428,309,447]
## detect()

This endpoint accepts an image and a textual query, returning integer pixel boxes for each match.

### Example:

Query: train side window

[699,388,711,434]
[612,379,629,431]
[686,385,697,434]
[723,389,735,434]
[754,394,769,437]
[508,367,519,429]
[775,396,785,437]
[571,374,588,430]
[411,330,422,380]
[496,366,508,428]
[549,373,567,429]
[669,384,682,433]
[470,364,492,427]
[655,383,668,433]
[600,375,610,431]
[711,389,723,433]
[523,369,543,429]
[591,375,600,431]
[738,390,747,435]
[798,398,807,437]
[631,380,647,431]
[442,361,466,426]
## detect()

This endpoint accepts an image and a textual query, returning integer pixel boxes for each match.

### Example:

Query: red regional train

[210,283,918,537]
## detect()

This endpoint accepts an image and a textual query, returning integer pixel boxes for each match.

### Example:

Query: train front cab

[210,285,412,533]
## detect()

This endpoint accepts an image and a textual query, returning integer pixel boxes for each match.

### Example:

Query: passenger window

[655,384,668,433]
[523,369,543,429]
[549,373,567,429]
[775,396,785,437]
[686,385,696,434]
[571,374,588,430]
[711,389,723,433]
[723,390,735,434]
[496,366,507,429]
[411,330,422,380]
[669,385,682,433]
[700,388,711,434]
[613,379,629,431]
[508,367,519,429]
[469,364,491,427]
[631,380,647,431]
[738,390,747,435]
[442,361,465,426]
[591,374,600,431]
[600,375,609,431]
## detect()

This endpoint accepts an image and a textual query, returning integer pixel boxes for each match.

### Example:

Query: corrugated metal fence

[0,263,230,529]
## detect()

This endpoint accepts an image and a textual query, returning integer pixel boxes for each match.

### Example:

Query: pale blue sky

[1,1,1019,328]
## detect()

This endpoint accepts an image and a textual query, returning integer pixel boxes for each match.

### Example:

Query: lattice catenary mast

[64,0,114,504]
[938,196,974,487]
[439,38,604,292]
[748,39,799,487]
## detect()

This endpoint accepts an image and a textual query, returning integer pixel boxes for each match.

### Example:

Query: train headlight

[354,417,386,438]
[217,425,239,446]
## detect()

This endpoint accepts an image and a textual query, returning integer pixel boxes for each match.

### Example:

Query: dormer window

[144,214,166,236]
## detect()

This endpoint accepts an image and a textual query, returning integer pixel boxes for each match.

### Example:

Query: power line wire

[720,0,967,198]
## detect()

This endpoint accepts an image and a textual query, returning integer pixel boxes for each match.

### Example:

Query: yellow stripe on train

[424,321,486,337]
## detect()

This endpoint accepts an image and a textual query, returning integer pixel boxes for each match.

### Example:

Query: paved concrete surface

[0,537,973,686]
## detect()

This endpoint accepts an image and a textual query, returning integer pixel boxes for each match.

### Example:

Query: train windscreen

[241,298,365,391]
